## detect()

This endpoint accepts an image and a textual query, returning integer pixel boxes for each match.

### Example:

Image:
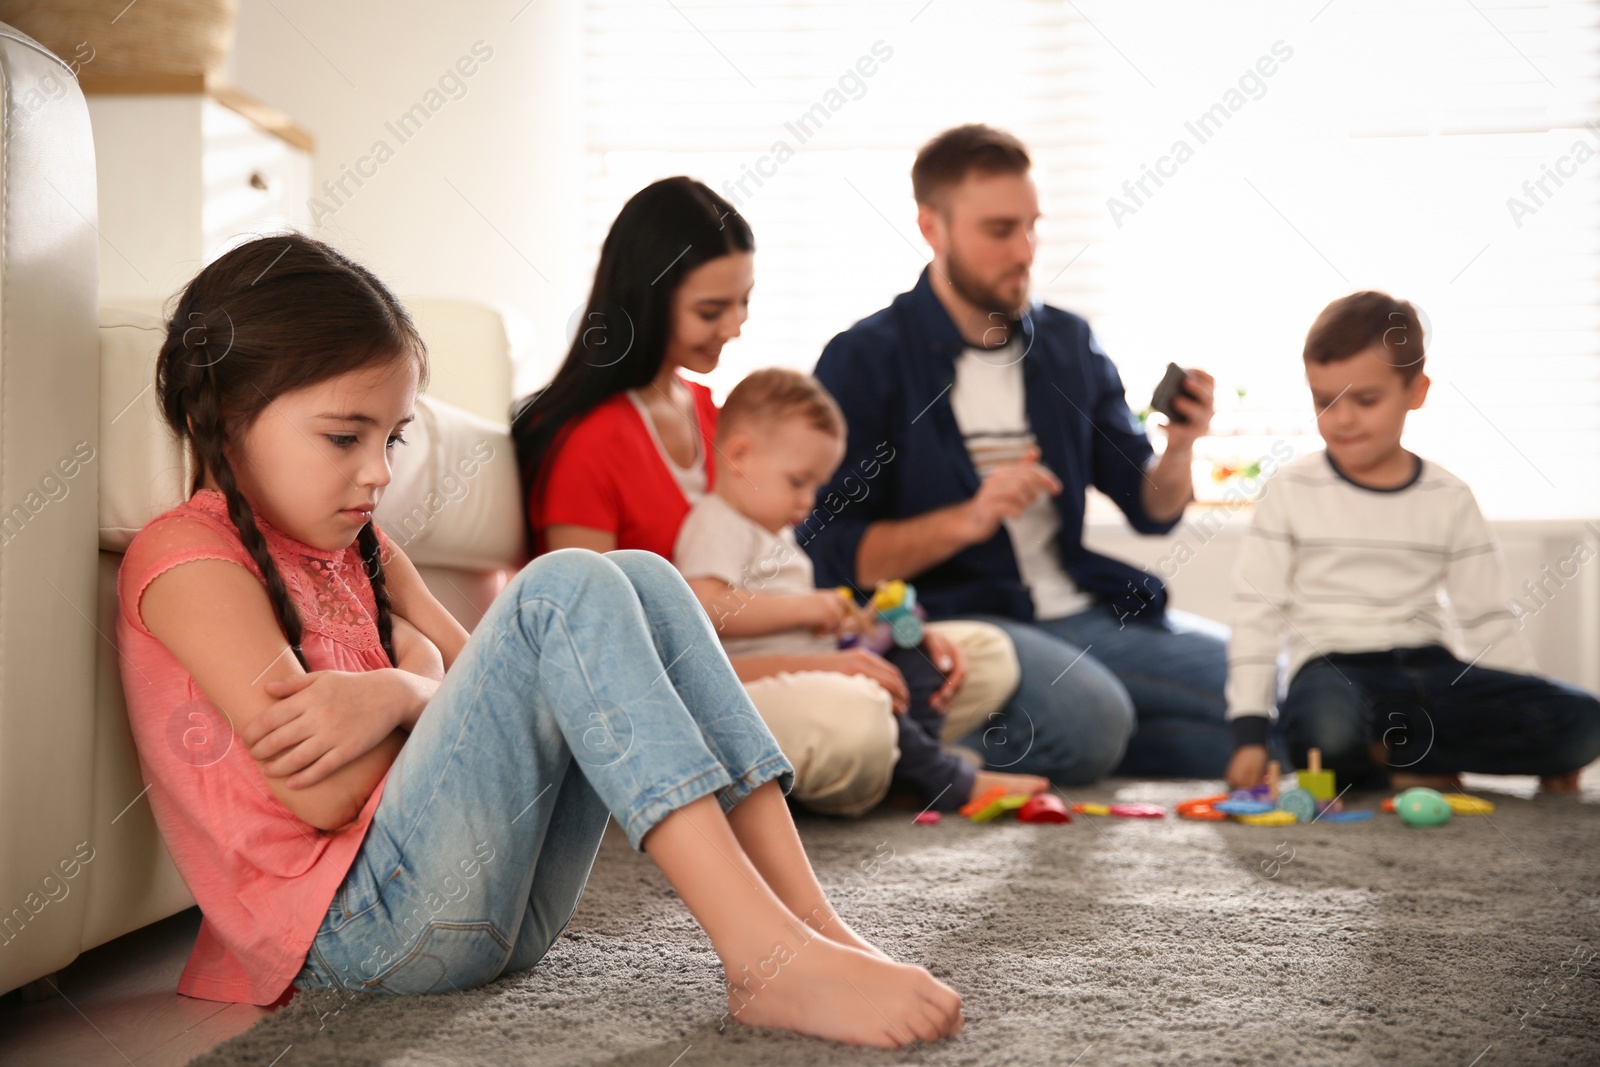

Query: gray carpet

[191,775,1600,1067]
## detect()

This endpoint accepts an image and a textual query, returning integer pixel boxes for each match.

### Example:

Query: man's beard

[947,244,1029,318]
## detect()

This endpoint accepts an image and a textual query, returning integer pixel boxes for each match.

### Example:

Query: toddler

[674,368,1046,811]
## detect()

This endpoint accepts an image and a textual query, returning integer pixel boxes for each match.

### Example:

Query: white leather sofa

[0,25,528,998]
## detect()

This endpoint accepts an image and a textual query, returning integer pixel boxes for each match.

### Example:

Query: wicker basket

[0,0,238,79]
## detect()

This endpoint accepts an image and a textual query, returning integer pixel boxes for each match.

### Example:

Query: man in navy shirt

[804,124,1229,783]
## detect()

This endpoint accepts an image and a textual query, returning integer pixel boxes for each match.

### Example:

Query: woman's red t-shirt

[531,378,718,558]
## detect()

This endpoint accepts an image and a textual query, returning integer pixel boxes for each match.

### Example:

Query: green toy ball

[1394,787,1452,827]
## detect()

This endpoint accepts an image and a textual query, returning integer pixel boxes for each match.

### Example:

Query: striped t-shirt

[949,341,1092,619]
[1226,450,1537,729]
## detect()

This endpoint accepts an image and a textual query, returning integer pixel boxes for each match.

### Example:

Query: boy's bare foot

[1539,771,1581,794]
[969,770,1050,802]
[723,933,963,1048]
[1389,772,1463,791]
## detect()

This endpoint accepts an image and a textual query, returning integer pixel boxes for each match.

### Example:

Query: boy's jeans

[1278,644,1600,789]
[292,549,792,995]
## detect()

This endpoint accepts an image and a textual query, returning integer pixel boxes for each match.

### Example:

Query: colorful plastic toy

[1215,798,1275,815]
[1070,801,1166,818]
[1317,810,1374,823]
[837,580,926,652]
[1394,787,1453,827]
[1068,799,1171,819]
[958,788,1068,825]
[1017,794,1072,824]
[970,793,1030,822]
[959,786,1008,818]
[870,581,925,647]
[1381,791,1494,817]
[1176,794,1228,821]
[1276,787,1318,824]
[1179,775,1379,827]
[1108,802,1166,818]
[1444,793,1495,815]
[1298,747,1336,802]
[1236,809,1297,826]
[914,810,941,825]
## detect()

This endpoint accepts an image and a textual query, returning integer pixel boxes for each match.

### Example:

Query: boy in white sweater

[1225,291,1600,793]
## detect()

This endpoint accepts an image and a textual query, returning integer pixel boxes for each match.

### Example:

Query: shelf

[78,74,313,153]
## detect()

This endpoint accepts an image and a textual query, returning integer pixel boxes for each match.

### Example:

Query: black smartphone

[1150,362,1195,425]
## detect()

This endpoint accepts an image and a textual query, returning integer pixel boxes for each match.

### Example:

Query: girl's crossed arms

[138,524,467,832]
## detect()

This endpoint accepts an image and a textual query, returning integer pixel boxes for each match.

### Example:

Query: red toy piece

[1016,794,1071,824]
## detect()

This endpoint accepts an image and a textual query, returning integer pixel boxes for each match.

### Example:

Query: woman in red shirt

[512,178,1016,816]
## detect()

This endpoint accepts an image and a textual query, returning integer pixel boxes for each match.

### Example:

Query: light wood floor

[0,907,269,1066]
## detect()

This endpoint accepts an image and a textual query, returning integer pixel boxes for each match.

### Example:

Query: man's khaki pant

[743,620,1020,817]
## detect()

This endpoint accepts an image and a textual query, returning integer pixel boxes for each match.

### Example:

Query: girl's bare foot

[723,931,963,1048]
[796,905,891,961]
[647,793,958,1048]
[1389,772,1463,791]
[1539,771,1581,794]
[969,769,1050,801]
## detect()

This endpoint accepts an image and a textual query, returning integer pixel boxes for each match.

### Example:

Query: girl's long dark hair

[154,233,430,671]
[509,176,753,556]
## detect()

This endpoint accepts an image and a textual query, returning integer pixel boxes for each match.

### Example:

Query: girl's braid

[186,354,311,673]
[357,522,396,666]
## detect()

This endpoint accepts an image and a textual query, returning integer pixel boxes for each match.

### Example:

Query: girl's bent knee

[509,547,630,603]
[603,548,674,574]
[602,548,689,594]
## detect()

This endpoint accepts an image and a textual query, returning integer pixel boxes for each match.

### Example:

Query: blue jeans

[291,549,792,996]
[952,603,1230,782]
[1279,644,1600,790]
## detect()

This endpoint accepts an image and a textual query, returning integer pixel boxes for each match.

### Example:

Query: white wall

[225,0,588,405]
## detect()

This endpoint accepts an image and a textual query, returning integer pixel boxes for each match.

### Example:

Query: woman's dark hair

[509,176,753,556]
[154,233,429,671]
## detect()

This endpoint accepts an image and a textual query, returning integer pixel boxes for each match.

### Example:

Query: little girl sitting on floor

[115,232,961,1048]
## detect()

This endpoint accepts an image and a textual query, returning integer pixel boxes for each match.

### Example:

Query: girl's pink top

[115,487,397,1006]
